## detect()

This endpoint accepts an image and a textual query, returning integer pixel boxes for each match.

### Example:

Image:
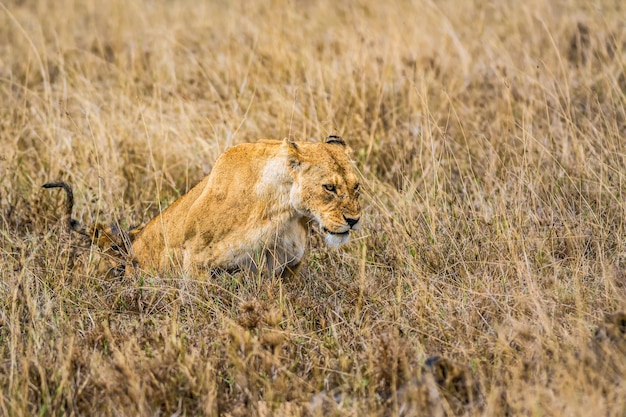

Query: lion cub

[45,137,361,277]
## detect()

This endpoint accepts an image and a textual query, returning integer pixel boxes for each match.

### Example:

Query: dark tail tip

[42,181,69,189]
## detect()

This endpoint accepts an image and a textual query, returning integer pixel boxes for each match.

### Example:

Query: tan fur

[130,137,361,276]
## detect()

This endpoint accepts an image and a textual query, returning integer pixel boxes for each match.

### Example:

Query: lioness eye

[354,183,360,191]
[323,184,336,193]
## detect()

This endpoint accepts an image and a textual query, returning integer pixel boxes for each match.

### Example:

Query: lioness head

[287,136,362,247]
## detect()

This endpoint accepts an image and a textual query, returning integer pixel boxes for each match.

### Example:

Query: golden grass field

[1,0,626,415]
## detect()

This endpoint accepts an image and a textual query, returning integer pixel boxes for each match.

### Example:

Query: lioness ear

[282,139,301,170]
[325,135,346,146]
[326,135,353,156]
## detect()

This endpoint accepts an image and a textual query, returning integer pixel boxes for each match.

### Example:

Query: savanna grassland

[1,0,626,415]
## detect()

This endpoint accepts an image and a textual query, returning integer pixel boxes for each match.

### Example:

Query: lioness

[44,136,361,277]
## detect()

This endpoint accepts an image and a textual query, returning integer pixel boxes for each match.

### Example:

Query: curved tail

[42,181,139,272]
[42,181,91,238]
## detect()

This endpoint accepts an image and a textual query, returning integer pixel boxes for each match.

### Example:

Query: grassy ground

[1,0,626,415]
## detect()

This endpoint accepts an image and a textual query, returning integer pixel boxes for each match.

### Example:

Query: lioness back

[130,137,361,276]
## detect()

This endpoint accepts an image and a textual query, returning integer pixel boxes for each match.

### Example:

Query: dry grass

[1,0,626,415]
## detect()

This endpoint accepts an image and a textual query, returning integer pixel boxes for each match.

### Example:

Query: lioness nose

[345,216,360,228]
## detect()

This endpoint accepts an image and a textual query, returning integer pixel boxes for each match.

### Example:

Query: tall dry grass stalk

[1,0,625,415]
